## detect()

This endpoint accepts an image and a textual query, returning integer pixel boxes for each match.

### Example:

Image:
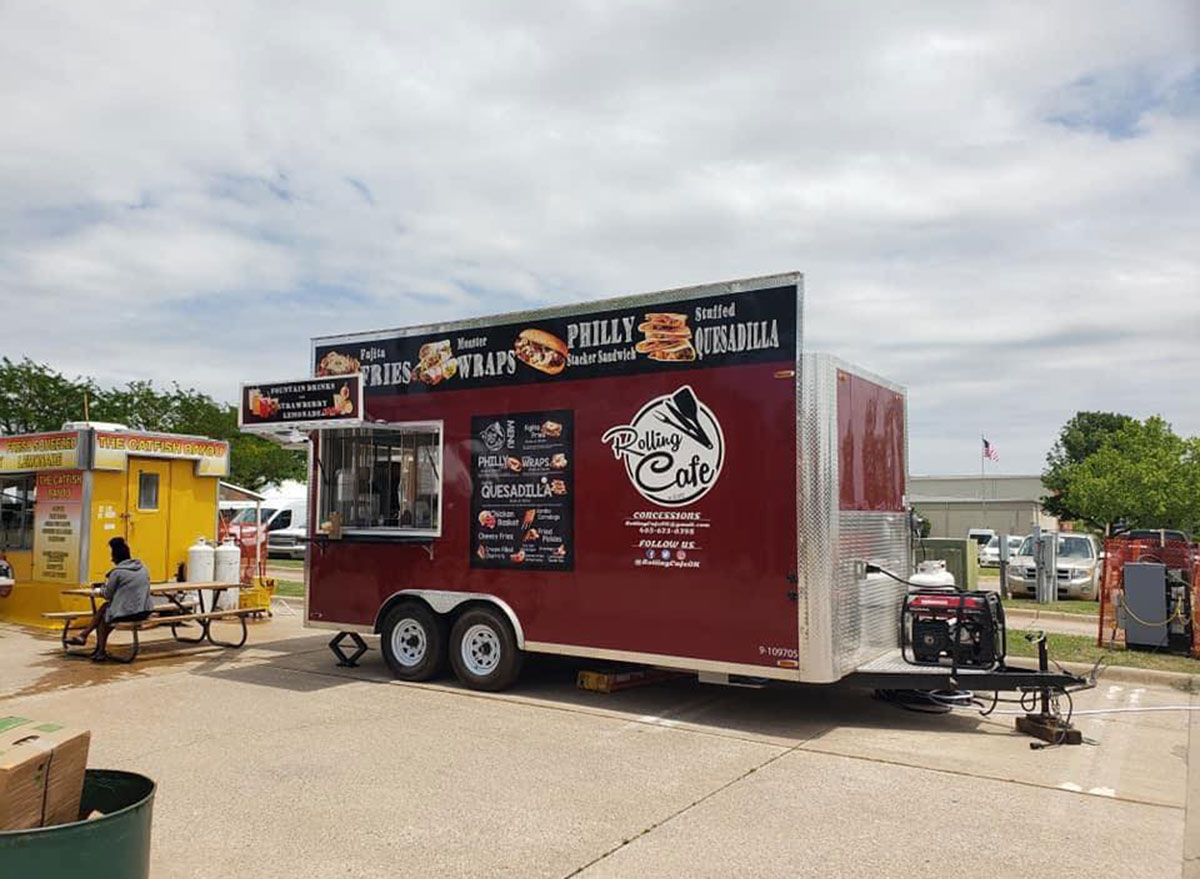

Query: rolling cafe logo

[602,386,724,507]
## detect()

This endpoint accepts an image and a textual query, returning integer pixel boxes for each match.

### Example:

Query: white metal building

[909,474,1058,539]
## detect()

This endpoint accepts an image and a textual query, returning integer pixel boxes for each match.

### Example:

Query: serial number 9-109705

[758,645,799,659]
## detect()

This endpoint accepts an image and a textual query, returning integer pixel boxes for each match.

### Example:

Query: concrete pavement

[1,615,1194,878]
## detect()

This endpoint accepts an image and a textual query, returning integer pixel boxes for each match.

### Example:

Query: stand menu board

[470,410,573,571]
[32,471,84,583]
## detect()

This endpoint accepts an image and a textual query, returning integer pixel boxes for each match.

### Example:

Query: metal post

[1038,635,1050,716]
[998,531,1009,599]
[1033,524,1051,605]
[254,499,262,581]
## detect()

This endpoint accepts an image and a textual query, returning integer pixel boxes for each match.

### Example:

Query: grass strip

[1007,631,1200,675]
[273,580,304,598]
[1005,598,1099,617]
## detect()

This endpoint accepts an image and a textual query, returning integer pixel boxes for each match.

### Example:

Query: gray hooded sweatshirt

[103,558,154,621]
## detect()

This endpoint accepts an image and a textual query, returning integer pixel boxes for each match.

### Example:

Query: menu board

[32,471,84,583]
[470,410,573,571]
[313,283,798,397]
[239,376,363,431]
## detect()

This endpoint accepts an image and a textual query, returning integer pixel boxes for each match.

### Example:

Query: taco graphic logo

[601,386,724,507]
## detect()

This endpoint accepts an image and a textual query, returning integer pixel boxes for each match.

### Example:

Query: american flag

[982,437,999,462]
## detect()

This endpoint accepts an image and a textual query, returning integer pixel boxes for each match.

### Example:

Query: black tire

[448,606,522,691]
[380,601,446,681]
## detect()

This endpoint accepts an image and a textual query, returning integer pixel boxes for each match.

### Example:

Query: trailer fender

[374,590,526,649]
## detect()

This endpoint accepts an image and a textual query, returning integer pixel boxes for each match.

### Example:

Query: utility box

[916,539,978,591]
[1123,562,1168,649]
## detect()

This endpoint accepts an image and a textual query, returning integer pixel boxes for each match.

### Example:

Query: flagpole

[980,433,986,526]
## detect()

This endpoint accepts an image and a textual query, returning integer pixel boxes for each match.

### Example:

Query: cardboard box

[0,715,91,830]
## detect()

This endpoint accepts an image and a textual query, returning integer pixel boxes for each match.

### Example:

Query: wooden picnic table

[61,581,240,614]
[49,581,253,663]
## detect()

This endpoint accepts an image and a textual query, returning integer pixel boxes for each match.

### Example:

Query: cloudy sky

[1,1,1196,474]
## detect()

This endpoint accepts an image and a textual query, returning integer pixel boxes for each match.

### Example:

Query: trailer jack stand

[1015,634,1082,747]
[1016,713,1082,746]
[329,631,369,667]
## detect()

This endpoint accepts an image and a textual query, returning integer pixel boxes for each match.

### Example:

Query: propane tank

[909,559,957,589]
[213,539,242,610]
[214,538,240,583]
[187,537,215,583]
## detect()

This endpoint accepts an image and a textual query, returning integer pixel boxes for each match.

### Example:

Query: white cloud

[0,0,1196,473]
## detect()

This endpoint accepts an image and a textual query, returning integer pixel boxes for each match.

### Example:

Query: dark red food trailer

[239,272,936,691]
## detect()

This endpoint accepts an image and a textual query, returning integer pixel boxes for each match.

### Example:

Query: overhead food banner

[32,470,84,583]
[0,431,87,473]
[92,431,230,477]
[313,283,798,397]
[238,376,364,432]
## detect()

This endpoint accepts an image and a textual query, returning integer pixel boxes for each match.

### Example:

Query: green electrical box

[915,538,978,591]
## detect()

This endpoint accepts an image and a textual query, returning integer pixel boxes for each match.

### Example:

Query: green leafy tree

[1058,416,1200,535]
[0,358,304,491]
[0,357,98,433]
[1042,411,1136,521]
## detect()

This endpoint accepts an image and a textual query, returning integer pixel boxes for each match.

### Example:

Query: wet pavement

[1,611,1195,878]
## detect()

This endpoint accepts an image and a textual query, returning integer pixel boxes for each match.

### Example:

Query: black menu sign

[470,410,573,571]
[238,376,363,430]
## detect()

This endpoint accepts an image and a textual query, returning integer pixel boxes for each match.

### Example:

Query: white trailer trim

[523,641,803,682]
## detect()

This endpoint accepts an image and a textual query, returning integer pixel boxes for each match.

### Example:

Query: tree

[1057,416,1200,535]
[0,358,305,491]
[1042,411,1136,522]
[0,357,97,434]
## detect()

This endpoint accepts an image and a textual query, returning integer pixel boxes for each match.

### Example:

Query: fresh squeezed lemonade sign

[32,471,84,582]
[0,432,83,472]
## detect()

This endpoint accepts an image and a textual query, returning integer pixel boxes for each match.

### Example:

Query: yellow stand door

[125,457,172,582]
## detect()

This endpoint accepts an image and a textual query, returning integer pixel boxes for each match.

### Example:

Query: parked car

[980,534,1024,567]
[966,528,995,561]
[1006,533,1100,599]
[225,497,308,560]
[267,520,307,561]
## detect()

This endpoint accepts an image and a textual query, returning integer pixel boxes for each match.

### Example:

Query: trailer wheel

[449,606,522,691]
[380,602,446,681]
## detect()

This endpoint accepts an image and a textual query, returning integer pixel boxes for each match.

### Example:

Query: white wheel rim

[461,624,501,676]
[391,618,427,667]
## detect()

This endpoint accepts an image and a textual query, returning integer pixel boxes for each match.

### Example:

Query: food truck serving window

[0,473,36,550]
[319,424,443,538]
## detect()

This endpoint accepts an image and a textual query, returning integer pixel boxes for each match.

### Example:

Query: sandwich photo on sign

[417,340,458,386]
[636,312,697,362]
[316,350,361,376]
[513,329,568,375]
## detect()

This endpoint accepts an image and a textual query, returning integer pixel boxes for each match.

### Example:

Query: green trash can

[0,769,155,878]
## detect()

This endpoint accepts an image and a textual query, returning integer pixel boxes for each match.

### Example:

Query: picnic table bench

[43,582,257,663]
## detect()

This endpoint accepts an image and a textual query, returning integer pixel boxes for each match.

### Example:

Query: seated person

[67,537,154,661]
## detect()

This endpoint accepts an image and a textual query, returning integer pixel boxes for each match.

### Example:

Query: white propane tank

[909,559,957,589]
[186,537,215,611]
[214,538,240,583]
[187,537,215,582]
[213,539,241,610]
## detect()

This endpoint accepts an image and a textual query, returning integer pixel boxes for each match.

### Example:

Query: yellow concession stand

[0,425,229,627]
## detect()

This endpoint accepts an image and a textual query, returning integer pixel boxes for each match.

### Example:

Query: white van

[222,482,308,560]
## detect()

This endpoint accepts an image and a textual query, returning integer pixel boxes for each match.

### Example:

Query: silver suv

[1006,533,1100,599]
